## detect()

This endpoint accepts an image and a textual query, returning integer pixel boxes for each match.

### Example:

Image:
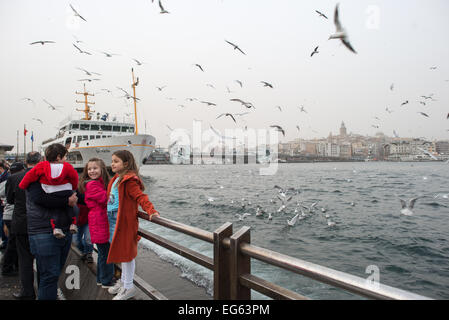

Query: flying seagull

[401,100,409,106]
[216,113,237,123]
[390,83,394,91]
[296,125,300,132]
[399,198,419,216]
[315,10,328,19]
[69,4,87,22]
[385,107,393,114]
[100,51,119,57]
[235,80,243,88]
[78,78,100,82]
[32,118,43,124]
[200,101,217,106]
[447,113,449,120]
[21,97,35,106]
[230,98,255,109]
[417,147,437,160]
[43,99,63,110]
[261,81,273,88]
[299,106,308,113]
[30,41,55,45]
[329,3,357,54]
[156,85,166,91]
[193,64,204,72]
[133,58,144,66]
[159,0,170,14]
[418,112,429,118]
[270,125,285,137]
[276,106,282,112]
[73,43,91,55]
[310,46,319,57]
[225,40,246,55]
[76,67,101,76]
[393,130,399,138]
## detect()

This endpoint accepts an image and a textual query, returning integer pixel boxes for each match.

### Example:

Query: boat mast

[75,83,95,120]
[131,68,138,135]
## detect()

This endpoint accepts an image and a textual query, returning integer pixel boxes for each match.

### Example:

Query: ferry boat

[40,69,156,170]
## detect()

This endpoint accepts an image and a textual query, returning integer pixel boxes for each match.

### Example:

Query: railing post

[230,226,251,300]
[213,222,233,300]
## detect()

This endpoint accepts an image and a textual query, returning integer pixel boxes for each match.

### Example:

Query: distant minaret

[340,121,347,137]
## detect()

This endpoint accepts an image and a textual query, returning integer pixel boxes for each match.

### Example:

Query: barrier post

[230,226,251,299]
[213,222,233,299]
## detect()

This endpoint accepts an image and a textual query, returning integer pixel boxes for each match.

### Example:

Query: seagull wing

[341,38,357,54]
[409,198,419,209]
[227,114,237,123]
[399,199,407,209]
[334,3,342,31]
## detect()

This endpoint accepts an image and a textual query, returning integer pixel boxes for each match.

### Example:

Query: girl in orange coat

[106,150,159,300]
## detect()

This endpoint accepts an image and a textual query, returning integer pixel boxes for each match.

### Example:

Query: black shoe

[12,292,36,300]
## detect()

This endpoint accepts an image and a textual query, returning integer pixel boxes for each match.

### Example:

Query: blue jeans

[96,242,113,285]
[107,209,118,243]
[73,224,93,255]
[0,209,7,246]
[29,233,72,300]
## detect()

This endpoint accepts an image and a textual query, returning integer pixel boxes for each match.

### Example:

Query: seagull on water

[236,213,251,221]
[225,40,246,55]
[329,3,357,54]
[287,213,300,226]
[400,198,419,216]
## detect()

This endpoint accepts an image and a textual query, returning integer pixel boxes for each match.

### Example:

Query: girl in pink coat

[78,158,114,288]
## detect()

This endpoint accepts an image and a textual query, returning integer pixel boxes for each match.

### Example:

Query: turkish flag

[24,126,28,136]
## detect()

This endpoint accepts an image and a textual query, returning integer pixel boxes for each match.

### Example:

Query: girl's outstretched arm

[126,178,159,220]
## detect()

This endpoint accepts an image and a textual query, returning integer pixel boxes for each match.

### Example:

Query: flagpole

[24,124,26,160]
[16,130,19,161]
[31,131,34,152]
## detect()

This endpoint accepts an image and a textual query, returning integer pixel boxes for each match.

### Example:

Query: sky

[0,0,448,152]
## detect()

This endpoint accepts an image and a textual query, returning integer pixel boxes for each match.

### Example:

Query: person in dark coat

[6,153,40,299]
[0,159,10,250]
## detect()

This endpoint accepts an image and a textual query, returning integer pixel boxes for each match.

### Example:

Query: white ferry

[40,70,156,169]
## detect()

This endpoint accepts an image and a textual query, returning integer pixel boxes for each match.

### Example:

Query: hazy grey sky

[1,0,448,150]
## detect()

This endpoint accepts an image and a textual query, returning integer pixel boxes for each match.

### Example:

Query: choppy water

[137,162,449,299]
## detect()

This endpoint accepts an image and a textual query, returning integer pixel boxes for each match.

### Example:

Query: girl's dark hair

[112,150,144,190]
[78,158,110,194]
[45,143,68,162]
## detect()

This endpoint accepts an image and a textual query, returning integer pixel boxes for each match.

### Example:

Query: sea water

[138,162,449,299]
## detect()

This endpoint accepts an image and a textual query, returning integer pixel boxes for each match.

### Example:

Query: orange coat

[106,172,158,264]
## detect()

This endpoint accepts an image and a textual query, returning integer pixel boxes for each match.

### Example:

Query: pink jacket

[84,179,109,244]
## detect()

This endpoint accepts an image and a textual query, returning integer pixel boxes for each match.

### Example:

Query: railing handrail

[137,211,433,300]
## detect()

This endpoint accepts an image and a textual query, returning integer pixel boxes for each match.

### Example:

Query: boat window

[80,124,90,130]
[90,135,95,140]
[121,126,129,132]
[96,135,101,139]
[102,135,106,138]
[76,136,82,143]
[101,125,112,131]
[107,135,112,138]
[90,124,99,130]
[113,126,121,132]
[71,124,79,130]
[82,135,88,141]
[129,126,135,133]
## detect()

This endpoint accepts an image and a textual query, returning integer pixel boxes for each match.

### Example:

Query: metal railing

[137,212,432,300]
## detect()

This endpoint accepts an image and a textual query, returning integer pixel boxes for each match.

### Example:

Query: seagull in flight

[270,125,285,137]
[200,101,217,106]
[216,113,237,123]
[43,99,63,110]
[310,46,319,57]
[315,10,328,19]
[225,40,246,55]
[193,64,204,72]
[30,40,55,45]
[390,83,394,91]
[73,43,91,55]
[329,3,357,54]
[69,4,87,22]
[158,0,170,13]
[401,100,409,106]
[100,51,120,57]
[235,80,243,88]
[276,106,282,112]
[418,112,429,118]
[133,58,144,66]
[32,118,43,124]
[21,98,36,106]
[296,125,300,132]
[385,107,393,114]
[400,198,419,216]
[76,67,101,76]
[156,85,166,91]
[230,98,255,109]
[261,81,273,88]
[417,147,437,160]
[299,106,308,113]
[78,78,101,82]
[393,130,399,138]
